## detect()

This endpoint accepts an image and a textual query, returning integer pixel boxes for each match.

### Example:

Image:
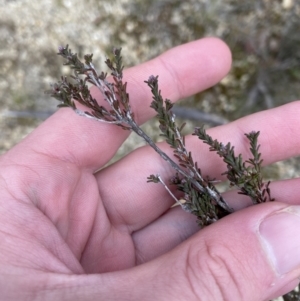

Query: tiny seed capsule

[179,198,187,205]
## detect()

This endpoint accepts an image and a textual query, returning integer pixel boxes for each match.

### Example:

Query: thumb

[44,202,300,301]
[150,202,300,301]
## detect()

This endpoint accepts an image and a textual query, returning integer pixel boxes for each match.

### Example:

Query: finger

[47,202,300,301]
[222,177,300,210]
[8,38,231,170]
[184,100,300,179]
[122,178,300,265]
[132,206,199,264]
[98,101,300,230]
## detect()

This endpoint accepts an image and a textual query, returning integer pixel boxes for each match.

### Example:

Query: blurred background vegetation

[1,0,300,299]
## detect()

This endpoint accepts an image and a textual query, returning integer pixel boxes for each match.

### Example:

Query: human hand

[1,37,300,301]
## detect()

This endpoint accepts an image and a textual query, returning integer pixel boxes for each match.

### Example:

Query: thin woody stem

[129,119,232,213]
[87,69,125,119]
[74,109,129,125]
[155,175,188,210]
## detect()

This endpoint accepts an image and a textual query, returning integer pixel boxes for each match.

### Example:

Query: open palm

[2,38,300,301]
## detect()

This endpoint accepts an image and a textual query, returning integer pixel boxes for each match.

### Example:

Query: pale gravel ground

[0,0,141,155]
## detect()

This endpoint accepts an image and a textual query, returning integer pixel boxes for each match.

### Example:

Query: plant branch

[47,45,273,227]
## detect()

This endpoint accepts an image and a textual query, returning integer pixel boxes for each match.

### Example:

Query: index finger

[8,38,232,170]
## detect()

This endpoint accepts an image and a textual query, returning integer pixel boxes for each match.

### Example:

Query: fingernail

[260,206,300,275]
